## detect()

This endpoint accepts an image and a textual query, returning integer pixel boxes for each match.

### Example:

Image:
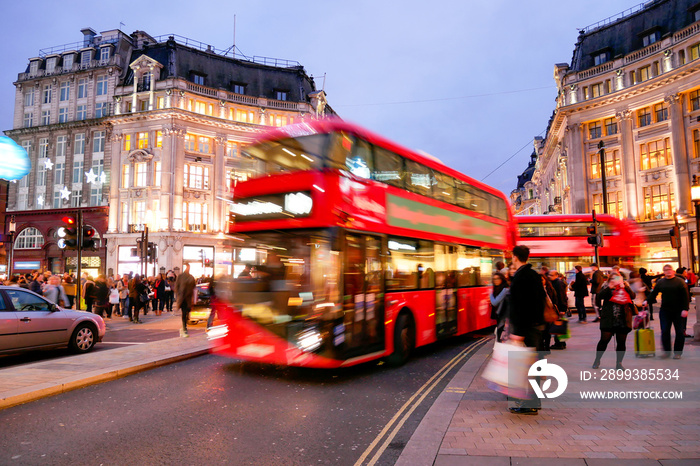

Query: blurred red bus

[515,214,645,273]
[210,119,516,368]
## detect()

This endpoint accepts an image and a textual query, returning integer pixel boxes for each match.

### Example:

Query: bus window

[433,172,455,205]
[387,237,434,290]
[405,159,434,197]
[348,138,373,179]
[373,145,404,188]
[457,245,481,287]
[490,195,508,221]
[434,244,458,289]
[242,134,327,174]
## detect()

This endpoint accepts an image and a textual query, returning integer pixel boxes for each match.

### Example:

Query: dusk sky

[1,0,639,196]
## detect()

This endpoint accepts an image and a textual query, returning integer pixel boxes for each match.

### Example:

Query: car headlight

[296,326,322,353]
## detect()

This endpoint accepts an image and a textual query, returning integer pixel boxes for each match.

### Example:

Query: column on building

[617,110,639,220]
[161,126,183,231]
[169,127,186,230]
[107,133,123,232]
[213,135,227,232]
[666,93,690,216]
[566,123,588,213]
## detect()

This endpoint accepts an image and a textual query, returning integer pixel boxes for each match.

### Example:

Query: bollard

[692,287,700,341]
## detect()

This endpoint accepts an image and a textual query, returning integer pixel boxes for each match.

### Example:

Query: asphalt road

[0,333,487,466]
[0,311,205,368]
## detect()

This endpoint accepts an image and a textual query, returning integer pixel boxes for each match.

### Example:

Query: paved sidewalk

[0,330,210,410]
[399,310,700,465]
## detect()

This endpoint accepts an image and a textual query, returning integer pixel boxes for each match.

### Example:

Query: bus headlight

[207,324,228,340]
[296,326,322,353]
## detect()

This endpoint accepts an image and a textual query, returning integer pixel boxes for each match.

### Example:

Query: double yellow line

[354,338,487,466]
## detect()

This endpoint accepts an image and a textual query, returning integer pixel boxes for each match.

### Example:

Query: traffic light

[57,216,78,250]
[204,258,212,267]
[669,226,681,248]
[82,226,96,250]
[199,249,205,267]
[147,242,156,262]
[586,223,602,246]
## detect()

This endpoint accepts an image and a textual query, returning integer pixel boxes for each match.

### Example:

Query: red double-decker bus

[515,214,645,273]
[210,119,516,368]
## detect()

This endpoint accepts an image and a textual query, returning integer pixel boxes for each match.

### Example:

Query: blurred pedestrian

[83,275,96,313]
[571,265,589,323]
[548,270,568,349]
[43,275,69,307]
[590,263,605,323]
[175,263,196,337]
[165,270,176,312]
[93,275,110,318]
[507,245,545,415]
[645,264,690,359]
[489,272,509,342]
[128,274,148,324]
[154,273,167,316]
[593,273,636,370]
[639,267,654,320]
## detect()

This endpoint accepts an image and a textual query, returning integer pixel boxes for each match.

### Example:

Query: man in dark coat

[507,245,545,415]
[645,264,690,358]
[572,265,589,322]
[175,263,196,337]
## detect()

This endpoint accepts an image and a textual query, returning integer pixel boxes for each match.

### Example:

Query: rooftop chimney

[81,27,97,47]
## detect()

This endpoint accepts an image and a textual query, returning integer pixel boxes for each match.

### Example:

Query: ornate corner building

[516,0,700,270]
[4,28,332,278]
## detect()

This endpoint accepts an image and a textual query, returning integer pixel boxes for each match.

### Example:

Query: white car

[0,286,106,355]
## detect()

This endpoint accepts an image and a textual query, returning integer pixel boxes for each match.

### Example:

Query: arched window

[15,227,45,249]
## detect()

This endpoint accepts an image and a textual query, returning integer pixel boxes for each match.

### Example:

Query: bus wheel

[388,312,414,366]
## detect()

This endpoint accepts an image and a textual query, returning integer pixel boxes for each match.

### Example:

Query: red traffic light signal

[586,225,596,235]
[82,226,96,250]
[58,216,78,250]
[61,215,76,225]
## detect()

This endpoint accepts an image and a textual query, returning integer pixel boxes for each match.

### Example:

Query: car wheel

[69,323,97,353]
[387,312,414,366]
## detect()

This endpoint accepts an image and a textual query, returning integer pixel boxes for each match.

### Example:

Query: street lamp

[692,175,700,274]
[7,215,16,278]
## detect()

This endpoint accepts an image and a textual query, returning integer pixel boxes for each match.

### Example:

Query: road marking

[354,338,487,466]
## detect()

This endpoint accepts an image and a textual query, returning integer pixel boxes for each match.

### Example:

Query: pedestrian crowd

[487,248,693,416]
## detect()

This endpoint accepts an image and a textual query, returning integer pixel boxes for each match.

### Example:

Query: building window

[55,162,64,184]
[235,109,254,123]
[591,83,603,98]
[78,79,88,99]
[90,186,101,206]
[37,164,46,186]
[184,134,195,151]
[60,82,70,102]
[21,141,31,158]
[639,66,651,82]
[95,102,109,118]
[593,192,624,219]
[56,135,67,157]
[604,117,617,135]
[63,54,74,71]
[157,96,165,109]
[121,164,130,188]
[593,52,608,66]
[135,162,147,187]
[233,84,245,94]
[77,105,87,121]
[588,121,602,139]
[192,74,205,85]
[41,110,50,125]
[46,57,56,74]
[100,47,110,63]
[640,138,672,170]
[643,184,674,220]
[154,161,161,187]
[73,160,84,183]
[184,163,210,189]
[91,159,104,179]
[276,91,288,101]
[23,113,33,128]
[134,201,146,225]
[137,132,149,149]
[58,107,68,123]
[184,202,208,232]
[195,101,206,114]
[654,103,668,122]
[15,227,44,250]
[694,129,700,158]
[690,90,700,111]
[71,188,82,207]
[93,131,105,154]
[637,107,652,127]
[124,134,131,151]
[53,191,62,209]
[29,61,39,75]
[198,136,210,153]
[43,85,52,104]
[74,134,85,155]
[642,31,659,47]
[81,50,91,67]
[39,138,48,158]
[269,113,288,127]
[226,141,238,157]
[24,88,35,106]
[155,131,163,148]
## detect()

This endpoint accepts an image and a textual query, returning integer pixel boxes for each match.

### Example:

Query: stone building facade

[517,0,700,271]
[5,28,332,278]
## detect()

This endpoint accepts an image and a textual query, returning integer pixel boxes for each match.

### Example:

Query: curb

[0,343,210,410]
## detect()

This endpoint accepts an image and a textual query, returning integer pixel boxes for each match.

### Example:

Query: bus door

[435,245,458,339]
[342,233,385,354]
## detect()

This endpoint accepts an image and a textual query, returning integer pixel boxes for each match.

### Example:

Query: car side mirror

[49,303,59,312]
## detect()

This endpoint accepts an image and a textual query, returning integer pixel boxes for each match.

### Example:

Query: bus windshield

[221,229,341,333]
[243,134,328,173]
